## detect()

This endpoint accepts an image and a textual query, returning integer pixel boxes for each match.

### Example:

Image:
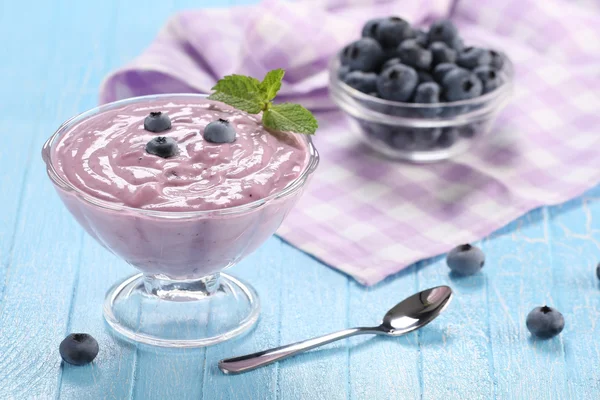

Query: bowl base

[103,273,260,348]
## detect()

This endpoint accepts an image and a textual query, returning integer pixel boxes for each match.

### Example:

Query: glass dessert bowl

[42,94,319,347]
[329,50,514,163]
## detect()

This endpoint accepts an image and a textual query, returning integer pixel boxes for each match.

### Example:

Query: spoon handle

[219,327,376,374]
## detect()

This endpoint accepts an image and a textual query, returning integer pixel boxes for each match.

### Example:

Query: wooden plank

[485,209,571,399]
[348,266,421,400]
[275,243,349,400]
[0,1,121,398]
[57,239,137,400]
[0,104,84,399]
[201,238,283,400]
[547,188,600,399]
[0,0,58,313]
[417,254,494,400]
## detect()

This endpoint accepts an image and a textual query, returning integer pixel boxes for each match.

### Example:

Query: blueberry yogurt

[50,96,311,279]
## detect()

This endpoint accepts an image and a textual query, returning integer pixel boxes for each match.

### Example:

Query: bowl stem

[143,273,221,301]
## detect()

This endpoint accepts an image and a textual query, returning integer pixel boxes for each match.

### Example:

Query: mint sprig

[208,75,263,114]
[208,69,318,135]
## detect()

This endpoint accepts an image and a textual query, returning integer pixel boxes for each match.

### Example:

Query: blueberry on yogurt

[204,119,237,143]
[146,136,179,158]
[144,111,171,133]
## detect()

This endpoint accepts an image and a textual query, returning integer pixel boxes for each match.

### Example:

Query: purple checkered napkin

[100,0,600,285]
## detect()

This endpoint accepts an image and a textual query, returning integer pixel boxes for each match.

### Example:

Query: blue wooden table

[2,1,599,399]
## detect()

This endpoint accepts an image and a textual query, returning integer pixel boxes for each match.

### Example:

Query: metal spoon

[219,285,453,374]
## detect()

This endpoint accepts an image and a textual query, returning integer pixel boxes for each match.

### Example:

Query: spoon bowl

[381,285,453,335]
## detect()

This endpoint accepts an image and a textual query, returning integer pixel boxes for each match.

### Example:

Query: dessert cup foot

[103,272,260,348]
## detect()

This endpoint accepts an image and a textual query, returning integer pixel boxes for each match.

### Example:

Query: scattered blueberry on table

[146,136,179,158]
[446,243,485,275]
[59,333,99,366]
[144,111,172,133]
[526,306,565,339]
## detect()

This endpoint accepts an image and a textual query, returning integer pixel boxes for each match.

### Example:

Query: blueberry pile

[339,18,506,103]
[339,18,507,153]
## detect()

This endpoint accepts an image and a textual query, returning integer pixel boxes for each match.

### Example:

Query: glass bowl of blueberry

[329,17,514,163]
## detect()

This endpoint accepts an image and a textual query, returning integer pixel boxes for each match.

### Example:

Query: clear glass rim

[42,93,320,219]
[329,48,515,109]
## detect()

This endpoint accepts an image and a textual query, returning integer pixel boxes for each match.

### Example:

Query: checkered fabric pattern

[100,0,600,285]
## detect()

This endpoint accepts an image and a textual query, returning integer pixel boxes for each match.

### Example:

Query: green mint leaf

[209,69,318,135]
[262,103,318,135]
[207,74,264,114]
[260,69,285,102]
